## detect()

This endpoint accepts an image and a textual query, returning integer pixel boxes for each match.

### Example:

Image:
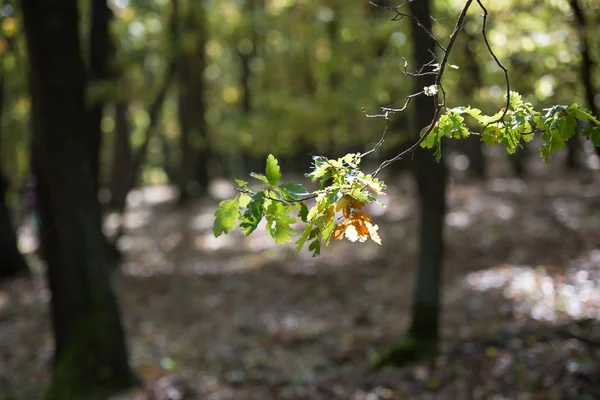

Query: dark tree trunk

[566,131,582,169]
[109,103,132,211]
[326,5,340,90]
[0,71,30,280]
[112,63,174,240]
[569,0,600,157]
[509,146,527,178]
[87,0,114,189]
[460,24,486,179]
[239,0,256,116]
[376,0,446,368]
[21,1,136,398]
[177,2,210,202]
[176,54,198,202]
[236,0,269,178]
[407,0,446,358]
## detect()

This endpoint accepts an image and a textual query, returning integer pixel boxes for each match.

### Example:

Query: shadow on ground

[1,156,600,399]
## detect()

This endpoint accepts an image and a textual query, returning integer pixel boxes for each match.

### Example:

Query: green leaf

[250,172,269,184]
[308,239,321,257]
[540,110,577,161]
[572,106,600,126]
[240,191,266,235]
[582,126,600,147]
[308,227,321,256]
[320,205,336,245]
[279,182,310,200]
[340,153,361,168]
[265,154,281,186]
[266,202,296,244]
[213,198,240,237]
[298,203,309,222]
[235,179,248,188]
[306,156,332,182]
[559,114,577,140]
[420,126,442,161]
[296,223,313,251]
[238,193,251,208]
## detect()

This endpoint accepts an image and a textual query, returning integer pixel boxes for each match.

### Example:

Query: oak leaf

[333,211,381,245]
[336,194,365,218]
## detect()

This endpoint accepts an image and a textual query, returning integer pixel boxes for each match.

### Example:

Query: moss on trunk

[47,300,138,400]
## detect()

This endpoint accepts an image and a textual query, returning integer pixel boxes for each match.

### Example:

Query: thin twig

[369,0,447,52]
[243,0,511,204]
[476,0,510,124]
[369,0,476,177]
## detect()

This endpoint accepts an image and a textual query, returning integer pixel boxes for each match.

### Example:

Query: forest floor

[1,151,600,400]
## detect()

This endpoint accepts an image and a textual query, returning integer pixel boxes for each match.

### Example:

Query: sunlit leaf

[279,182,310,200]
[333,211,381,245]
[296,222,313,251]
[213,198,240,237]
[265,154,281,186]
[249,172,269,184]
[266,202,296,244]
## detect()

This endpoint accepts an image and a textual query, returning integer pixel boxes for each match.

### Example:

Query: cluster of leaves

[213,154,386,256]
[213,92,599,255]
[421,91,600,161]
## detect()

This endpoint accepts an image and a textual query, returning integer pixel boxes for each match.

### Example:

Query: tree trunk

[509,146,527,178]
[21,1,137,398]
[177,2,209,202]
[109,102,132,212]
[407,0,446,359]
[375,0,446,368]
[568,0,600,158]
[88,0,114,190]
[460,24,486,179]
[176,54,198,202]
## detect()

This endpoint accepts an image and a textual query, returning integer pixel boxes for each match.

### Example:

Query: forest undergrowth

[1,150,600,400]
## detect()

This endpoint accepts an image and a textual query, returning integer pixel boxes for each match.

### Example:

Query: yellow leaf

[365,220,381,245]
[331,211,381,245]
[366,180,385,195]
[344,224,363,242]
[333,222,346,240]
[335,194,364,218]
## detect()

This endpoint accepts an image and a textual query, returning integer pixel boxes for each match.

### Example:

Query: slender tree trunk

[236,0,268,177]
[239,0,256,116]
[0,72,30,280]
[460,25,486,179]
[510,146,527,178]
[407,0,446,358]
[108,102,132,211]
[21,1,136,398]
[177,1,209,202]
[88,0,114,189]
[112,63,174,240]
[566,131,581,169]
[176,53,197,201]
[569,0,600,157]
[376,0,446,368]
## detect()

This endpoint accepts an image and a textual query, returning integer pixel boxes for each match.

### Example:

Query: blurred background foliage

[0,0,598,200]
